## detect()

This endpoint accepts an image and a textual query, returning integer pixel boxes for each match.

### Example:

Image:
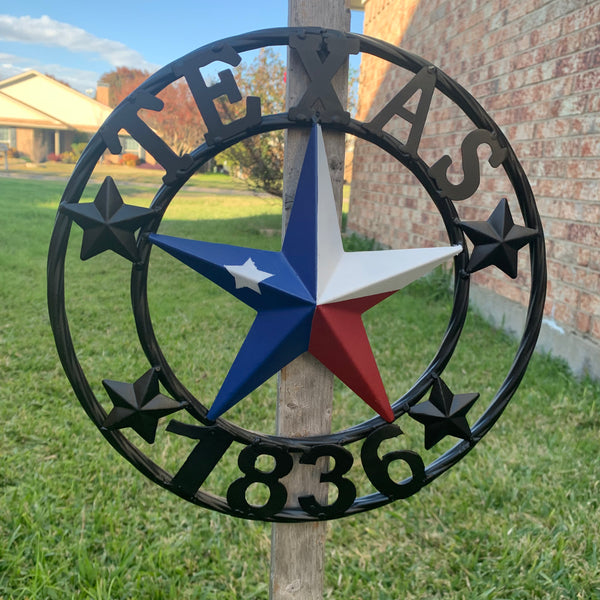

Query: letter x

[289,33,359,123]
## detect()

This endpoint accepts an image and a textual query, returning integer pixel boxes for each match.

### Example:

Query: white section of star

[225,258,274,294]
[312,126,463,305]
[318,245,463,304]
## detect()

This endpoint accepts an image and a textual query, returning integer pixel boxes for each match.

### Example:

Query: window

[0,127,16,148]
[118,135,144,158]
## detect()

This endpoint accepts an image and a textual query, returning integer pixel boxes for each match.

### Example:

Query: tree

[154,83,208,157]
[98,67,207,157]
[217,49,286,196]
[98,52,287,188]
[98,67,148,107]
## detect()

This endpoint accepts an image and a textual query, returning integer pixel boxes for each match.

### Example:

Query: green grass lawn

[4,158,254,191]
[1,174,599,599]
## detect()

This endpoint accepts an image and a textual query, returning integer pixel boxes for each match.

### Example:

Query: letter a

[365,67,436,157]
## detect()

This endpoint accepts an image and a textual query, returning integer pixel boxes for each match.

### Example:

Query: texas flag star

[149,125,462,422]
[225,258,274,293]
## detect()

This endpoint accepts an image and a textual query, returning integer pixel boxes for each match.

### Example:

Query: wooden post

[269,2,351,599]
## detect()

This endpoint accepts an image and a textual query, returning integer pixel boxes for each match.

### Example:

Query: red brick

[553,50,598,79]
[562,4,600,35]
[530,178,572,199]
[351,0,600,349]
[592,318,600,340]
[532,119,569,139]
[581,204,600,224]
[579,292,600,316]
[555,285,580,306]
[567,158,599,179]
[587,91,600,112]
[550,95,589,118]
[542,199,579,220]
[577,247,591,267]
[553,303,575,328]
[570,181,597,203]
[581,136,600,157]
[572,68,600,94]
[576,312,591,334]
[567,223,600,246]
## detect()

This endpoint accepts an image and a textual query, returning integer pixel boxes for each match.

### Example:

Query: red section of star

[308,292,396,422]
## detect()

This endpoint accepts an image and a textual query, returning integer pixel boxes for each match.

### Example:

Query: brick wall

[349,0,600,377]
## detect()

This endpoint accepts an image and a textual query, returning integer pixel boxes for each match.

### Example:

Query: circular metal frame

[48,27,546,521]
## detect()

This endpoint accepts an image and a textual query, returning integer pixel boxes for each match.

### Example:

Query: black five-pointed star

[102,368,186,444]
[409,377,479,450]
[61,176,154,261]
[460,198,538,279]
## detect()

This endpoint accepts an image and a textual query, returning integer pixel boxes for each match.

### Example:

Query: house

[349,0,599,378]
[0,70,142,162]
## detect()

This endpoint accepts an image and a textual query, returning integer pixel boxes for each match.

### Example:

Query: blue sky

[0,2,364,94]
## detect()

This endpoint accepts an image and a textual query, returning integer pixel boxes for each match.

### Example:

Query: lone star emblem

[150,125,462,422]
[225,258,274,293]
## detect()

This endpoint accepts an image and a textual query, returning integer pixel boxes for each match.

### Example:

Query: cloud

[0,52,106,93]
[0,14,158,72]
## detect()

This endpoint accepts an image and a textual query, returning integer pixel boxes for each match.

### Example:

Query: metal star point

[409,377,479,449]
[102,368,186,444]
[61,176,154,261]
[149,125,463,422]
[460,198,538,279]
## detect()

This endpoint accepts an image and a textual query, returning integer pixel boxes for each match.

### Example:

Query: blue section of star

[281,126,318,298]
[148,130,324,421]
[147,235,318,420]
[148,236,315,311]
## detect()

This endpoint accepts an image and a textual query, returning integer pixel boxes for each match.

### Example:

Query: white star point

[317,244,463,304]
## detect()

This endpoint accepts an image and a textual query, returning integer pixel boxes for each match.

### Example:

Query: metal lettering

[298,444,356,518]
[100,91,193,185]
[361,424,425,499]
[429,129,508,201]
[365,66,436,157]
[174,44,261,146]
[288,32,360,124]
[227,443,293,518]
[167,421,234,496]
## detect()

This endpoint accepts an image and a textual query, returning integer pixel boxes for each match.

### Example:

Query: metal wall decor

[48,28,546,522]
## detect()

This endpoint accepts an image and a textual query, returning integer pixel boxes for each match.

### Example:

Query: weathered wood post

[269,1,351,598]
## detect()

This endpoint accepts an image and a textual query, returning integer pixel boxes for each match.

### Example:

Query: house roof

[0,70,113,133]
[0,90,72,130]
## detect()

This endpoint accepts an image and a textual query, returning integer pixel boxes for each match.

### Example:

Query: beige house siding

[349,0,600,377]
[0,70,148,162]
[0,71,111,133]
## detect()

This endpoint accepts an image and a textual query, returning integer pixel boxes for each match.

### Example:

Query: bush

[6,147,19,158]
[47,153,62,162]
[58,142,87,165]
[119,152,141,167]
[71,142,87,158]
[59,151,77,164]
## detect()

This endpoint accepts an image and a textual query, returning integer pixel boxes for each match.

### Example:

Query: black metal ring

[48,27,546,521]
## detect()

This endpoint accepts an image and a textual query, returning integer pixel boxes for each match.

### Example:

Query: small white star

[225,258,274,293]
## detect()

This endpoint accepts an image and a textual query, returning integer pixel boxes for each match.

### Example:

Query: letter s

[429,129,507,201]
